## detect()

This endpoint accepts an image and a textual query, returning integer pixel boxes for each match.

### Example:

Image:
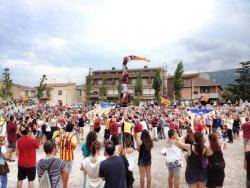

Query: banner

[190,109,212,115]
[100,102,115,108]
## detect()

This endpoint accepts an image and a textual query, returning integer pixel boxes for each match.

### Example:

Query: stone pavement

[6,126,246,188]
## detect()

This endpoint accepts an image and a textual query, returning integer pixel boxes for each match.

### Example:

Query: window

[58,90,63,95]
[194,91,198,95]
[200,87,210,93]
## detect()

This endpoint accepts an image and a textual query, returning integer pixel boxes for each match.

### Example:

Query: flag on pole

[123,55,150,64]
[160,96,171,106]
[200,96,209,102]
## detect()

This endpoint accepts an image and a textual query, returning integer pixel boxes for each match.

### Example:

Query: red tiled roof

[13,84,35,90]
[184,77,220,87]
[168,73,199,79]
[45,83,76,88]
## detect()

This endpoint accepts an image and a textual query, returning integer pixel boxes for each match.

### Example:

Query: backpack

[164,144,182,168]
[39,159,56,188]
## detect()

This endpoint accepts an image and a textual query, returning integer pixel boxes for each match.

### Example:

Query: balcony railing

[194,93,220,99]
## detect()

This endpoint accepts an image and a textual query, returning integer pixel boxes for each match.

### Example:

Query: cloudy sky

[0,0,249,86]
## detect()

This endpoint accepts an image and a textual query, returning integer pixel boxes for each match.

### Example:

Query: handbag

[0,146,10,175]
[0,162,9,175]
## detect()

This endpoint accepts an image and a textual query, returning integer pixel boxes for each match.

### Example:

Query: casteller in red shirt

[110,119,120,136]
[242,121,250,140]
[134,122,143,134]
[17,135,39,168]
[7,121,17,142]
[195,123,204,132]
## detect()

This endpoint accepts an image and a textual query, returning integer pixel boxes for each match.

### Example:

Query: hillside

[206,69,238,88]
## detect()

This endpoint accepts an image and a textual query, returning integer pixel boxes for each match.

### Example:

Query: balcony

[194,93,220,99]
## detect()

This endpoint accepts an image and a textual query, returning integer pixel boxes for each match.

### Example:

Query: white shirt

[0,145,7,165]
[125,150,137,172]
[82,156,106,188]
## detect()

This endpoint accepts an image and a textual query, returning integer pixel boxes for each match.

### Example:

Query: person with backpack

[37,141,67,188]
[0,136,10,188]
[206,133,225,188]
[163,129,182,188]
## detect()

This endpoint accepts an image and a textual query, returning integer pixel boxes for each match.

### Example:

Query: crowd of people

[0,101,249,188]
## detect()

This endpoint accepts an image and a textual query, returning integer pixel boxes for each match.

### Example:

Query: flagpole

[191,79,194,103]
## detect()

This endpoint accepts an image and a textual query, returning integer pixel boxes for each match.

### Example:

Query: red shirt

[110,120,120,136]
[17,135,39,168]
[134,122,142,133]
[169,121,176,129]
[242,122,250,140]
[195,124,204,132]
[94,118,101,129]
[7,121,17,142]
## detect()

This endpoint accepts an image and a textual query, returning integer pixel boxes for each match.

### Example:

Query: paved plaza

[5,124,246,188]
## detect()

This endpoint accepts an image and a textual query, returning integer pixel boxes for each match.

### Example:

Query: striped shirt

[37,158,65,188]
[59,132,77,161]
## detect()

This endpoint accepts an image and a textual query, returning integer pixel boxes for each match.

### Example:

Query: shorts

[94,127,101,133]
[138,158,151,166]
[233,127,240,134]
[36,130,43,137]
[246,180,250,188]
[8,141,16,151]
[64,161,73,173]
[18,166,36,181]
[168,166,181,177]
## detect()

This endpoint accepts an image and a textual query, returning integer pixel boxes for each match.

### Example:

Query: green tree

[36,74,47,101]
[152,70,162,102]
[85,76,92,102]
[223,61,250,102]
[173,61,184,101]
[135,73,143,97]
[116,78,122,97]
[235,61,250,100]
[100,78,107,98]
[0,68,13,100]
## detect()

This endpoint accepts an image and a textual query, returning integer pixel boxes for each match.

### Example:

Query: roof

[13,84,35,91]
[184,77,221,87]
[168,73,199,79]
[92,67,163,73]
[45,83,76,88]
[76,85,84,90]
[167,73,222,90]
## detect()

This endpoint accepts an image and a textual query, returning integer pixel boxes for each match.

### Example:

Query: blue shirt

[81,143,91,158]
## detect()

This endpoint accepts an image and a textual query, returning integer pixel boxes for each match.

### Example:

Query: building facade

[39,83,80,105]
[11,84,36,100]
[86,66,167,102]
[167,73,223,101]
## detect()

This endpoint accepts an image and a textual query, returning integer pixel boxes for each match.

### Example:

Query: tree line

[0,68,48,103]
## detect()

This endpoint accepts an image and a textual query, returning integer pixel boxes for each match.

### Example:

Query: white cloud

[32,37,67,52]
[80,0,214,51]
[0,57,88,86]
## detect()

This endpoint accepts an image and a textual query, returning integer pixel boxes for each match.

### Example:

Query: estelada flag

[123,55,150,64]
[200,96,209,102]
[160,96,171,106]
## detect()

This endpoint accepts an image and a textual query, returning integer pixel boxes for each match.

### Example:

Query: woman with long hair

[173,132,208,188]
[81,141,105,188]
[137,130,153,188]
[81,131,97,188]
[81,131,97,158]
[206,133,225,188]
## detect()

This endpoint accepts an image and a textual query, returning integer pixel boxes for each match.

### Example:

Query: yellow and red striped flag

[200,96,209,102]
[160,96,171,106]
